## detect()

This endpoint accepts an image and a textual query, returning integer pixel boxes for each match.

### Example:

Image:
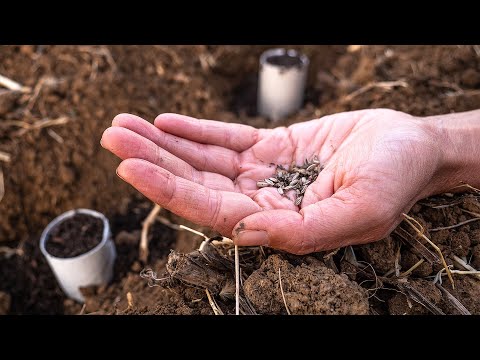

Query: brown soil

[244,254,369,315]
[45,213,103,258]
[1,45,480,314]
[0,291,11,315]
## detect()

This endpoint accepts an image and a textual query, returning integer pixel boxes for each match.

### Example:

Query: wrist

[421,110,480,196]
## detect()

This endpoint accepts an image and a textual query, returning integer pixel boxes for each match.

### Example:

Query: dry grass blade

[398,259,425,277]
[435,267,480,283]
[430,218,480,232]
[126,292,134,308]
[139,203,162,263]
[155,215,209,241]
[402,213,454,288]
[180,225,209,240]
[435,284,471,315]
[278,268,291,315]
[0,166,4,204]
[394,227,439,264]
[78,304,87,315]
[342,80,408,103]
[394,244,402,277]
[139,268,169,287]
[47,129,64,144]
[460,208,480,218]
[0,151,11,163]
[205,289,224,315]
[452,183,480,194]
[452,254,480,278]
[0,246,23,258]
[398,281,445,315]
[235,244,240,315]
[0,74,31,92]
[25,76,58,112]
[3,116,70,136]
[419,200,463,209]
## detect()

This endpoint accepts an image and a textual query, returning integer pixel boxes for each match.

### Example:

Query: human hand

[101,109,444,254]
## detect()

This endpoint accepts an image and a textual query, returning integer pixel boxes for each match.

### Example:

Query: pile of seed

[257,156,323,206]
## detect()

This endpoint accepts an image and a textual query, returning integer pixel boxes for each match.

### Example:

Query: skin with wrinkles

[101,109,480,255]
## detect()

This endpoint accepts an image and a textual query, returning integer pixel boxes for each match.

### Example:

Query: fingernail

[234,230,269,246]
[116,167,125,181]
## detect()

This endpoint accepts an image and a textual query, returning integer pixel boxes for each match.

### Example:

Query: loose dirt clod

[244,255,369,315]
[0,291,11,315]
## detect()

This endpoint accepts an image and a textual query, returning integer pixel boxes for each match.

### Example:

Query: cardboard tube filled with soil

[39,209,116,303]
[257,48,309,121]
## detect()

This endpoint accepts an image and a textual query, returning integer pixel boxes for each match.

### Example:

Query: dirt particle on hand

[234,222,245,236]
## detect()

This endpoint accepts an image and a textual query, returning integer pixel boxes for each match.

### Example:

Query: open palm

[101,109,441,254]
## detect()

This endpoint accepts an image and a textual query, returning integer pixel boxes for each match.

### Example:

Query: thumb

[232,188,396,255]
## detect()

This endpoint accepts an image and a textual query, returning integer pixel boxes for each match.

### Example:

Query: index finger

[117,158,262,235]
[154,113,260,152]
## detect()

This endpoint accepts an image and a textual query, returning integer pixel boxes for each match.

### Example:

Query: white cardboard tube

[257,48,309,121]
[39,209,116,303]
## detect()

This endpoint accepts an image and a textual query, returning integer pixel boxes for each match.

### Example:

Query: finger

[117,158,262,235]
[113,113,239,179]
[102,126,234,191]
[233,187,396,255]
[154,113,259,152]
[300,168,335,207]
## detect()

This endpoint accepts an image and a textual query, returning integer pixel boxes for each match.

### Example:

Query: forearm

[424,109,480,195]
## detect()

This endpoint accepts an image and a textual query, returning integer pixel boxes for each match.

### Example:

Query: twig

[139,203,162,263]
[398,259,425,278]
[0,74,31,92]
[25,76,59,113]
[278,268,291,315]
[78,46,118,73]
[2,116,70,136]
[235,244,240,316]
[342,80,408,103]
[430,218,480,232]
[402,213,454,288]
[0,151,11,163]
[205,289,224,315]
